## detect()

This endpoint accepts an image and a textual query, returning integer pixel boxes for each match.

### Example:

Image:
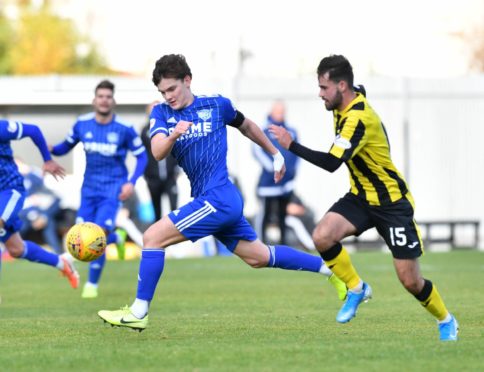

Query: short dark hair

[152,54,192,86]
[95,80,115,94]
[317,55,354,88]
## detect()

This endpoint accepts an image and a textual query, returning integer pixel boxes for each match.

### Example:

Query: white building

[2,74,482,250]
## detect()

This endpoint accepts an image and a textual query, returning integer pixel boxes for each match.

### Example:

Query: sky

[38,0,483,80]
[53,0,484,80]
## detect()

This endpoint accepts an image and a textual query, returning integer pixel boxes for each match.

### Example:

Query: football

[66,222,106,262]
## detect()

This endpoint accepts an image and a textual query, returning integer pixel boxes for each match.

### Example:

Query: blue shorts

[168,182,257,252]
[0,188,25,242]
[77,195,121,232]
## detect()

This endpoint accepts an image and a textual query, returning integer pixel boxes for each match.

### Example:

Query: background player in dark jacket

[141,101,179,220]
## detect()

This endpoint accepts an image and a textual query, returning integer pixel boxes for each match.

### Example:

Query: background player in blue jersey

[98,54,346,331]
[51,80,148,299]
[0,119,79,290]
[253,100,299,245]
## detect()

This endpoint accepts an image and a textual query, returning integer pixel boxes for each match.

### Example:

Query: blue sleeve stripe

[1,189,22,221]
[131,147,145,156]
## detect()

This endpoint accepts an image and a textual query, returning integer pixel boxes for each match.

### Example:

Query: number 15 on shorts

[389,227,407,247]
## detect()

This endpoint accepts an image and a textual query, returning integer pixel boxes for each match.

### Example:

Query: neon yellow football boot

[81,283,98,299]
[98,306,148,332]
[328,273,348,301]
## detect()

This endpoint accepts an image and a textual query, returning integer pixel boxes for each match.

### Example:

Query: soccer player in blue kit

[0,119,79,290]
[98,54,346,331]
[51,80,147,298]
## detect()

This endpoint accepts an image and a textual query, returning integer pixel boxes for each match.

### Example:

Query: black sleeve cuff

[228,110,245,128]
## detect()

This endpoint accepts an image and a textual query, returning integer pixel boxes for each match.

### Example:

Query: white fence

[2,75,483,249]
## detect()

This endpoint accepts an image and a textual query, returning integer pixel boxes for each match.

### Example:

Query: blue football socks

[85,231,115,285]
[267,245,322,272]
[106,232,117,245]
[136,249,165,301]
[21,240,59,267]
[88,252,107,284]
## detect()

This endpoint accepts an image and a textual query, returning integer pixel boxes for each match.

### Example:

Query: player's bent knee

[312,229,334,251]
[399,276,422,295]
[142,218,184,248]
[5,240,24,258]
[142,229,161,248]
[243,257,267,269]
[233,240,270,268]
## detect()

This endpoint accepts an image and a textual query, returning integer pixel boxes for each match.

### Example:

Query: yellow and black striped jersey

[329,93,410,206]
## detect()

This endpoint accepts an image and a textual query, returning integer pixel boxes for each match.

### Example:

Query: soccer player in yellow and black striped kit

[269,54,458,341]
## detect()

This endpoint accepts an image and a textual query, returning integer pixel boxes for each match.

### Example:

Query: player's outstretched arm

[50,140,75,156]
[21,124,52,161]
[50,128,78,156]
[268,124,293,149]
[269,124,342,173]
[129,151,148,185]
[238,118,286,183]
[21,124,66,180]
[42,159,66,180]
[119,151,148,201]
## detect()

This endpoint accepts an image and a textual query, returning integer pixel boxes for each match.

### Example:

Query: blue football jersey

[0,120,26,192]
[66,113,145,198]
[149,95,238,197]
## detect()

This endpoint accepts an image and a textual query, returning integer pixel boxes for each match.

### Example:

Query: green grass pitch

[0,250,483,371]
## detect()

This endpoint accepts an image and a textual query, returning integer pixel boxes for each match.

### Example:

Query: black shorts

[329,193,423,259]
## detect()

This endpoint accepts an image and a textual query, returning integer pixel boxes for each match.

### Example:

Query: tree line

[0,2,112,75]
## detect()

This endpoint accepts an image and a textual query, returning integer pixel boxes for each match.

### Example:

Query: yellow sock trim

[419,285,449,321]
[324,246,361,290]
